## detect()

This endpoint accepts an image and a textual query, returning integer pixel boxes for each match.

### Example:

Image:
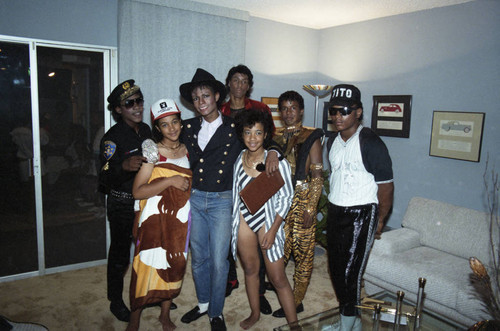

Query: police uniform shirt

[328,125,393,207]
[99,120,152,194]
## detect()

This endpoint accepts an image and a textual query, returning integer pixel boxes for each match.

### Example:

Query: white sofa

[364,197,492,327]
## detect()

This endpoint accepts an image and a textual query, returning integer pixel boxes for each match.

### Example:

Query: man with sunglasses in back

[98,80,152,322]
[324,84,393,331]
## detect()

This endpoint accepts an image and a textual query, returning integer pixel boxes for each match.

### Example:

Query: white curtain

[118,0,248,121]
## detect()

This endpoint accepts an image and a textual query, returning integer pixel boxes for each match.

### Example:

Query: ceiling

[190,0,475,29]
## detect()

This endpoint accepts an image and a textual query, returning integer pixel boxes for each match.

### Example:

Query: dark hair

[278,90,304,111]
[107,90,144,122]
[189,83,224,108]
[225,64,254,98]
[152,113,182,142]
[235,109,273,148]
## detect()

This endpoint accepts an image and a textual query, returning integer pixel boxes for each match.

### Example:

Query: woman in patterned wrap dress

[127,99,191,331]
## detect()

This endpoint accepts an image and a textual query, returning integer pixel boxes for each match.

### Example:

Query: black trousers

[326,203,378,316]
[106,195,135,302]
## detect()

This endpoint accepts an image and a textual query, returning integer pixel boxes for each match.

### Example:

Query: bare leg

[159,300,176,331]
[237,218,261,329]
[261,233,298,325]
[125,308,142,331]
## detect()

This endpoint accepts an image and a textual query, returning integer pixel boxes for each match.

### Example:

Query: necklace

[243,150,265,170]
[283,123,303,140]
[159,141,182,157]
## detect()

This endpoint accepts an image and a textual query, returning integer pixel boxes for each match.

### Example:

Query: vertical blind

[118,0,248,121]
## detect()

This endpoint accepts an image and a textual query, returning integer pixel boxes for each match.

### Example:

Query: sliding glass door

[0,37,115,279]
[37,45,107,269]
[0,42,38,276]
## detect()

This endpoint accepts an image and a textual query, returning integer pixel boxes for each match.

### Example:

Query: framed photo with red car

[371,95,412,138]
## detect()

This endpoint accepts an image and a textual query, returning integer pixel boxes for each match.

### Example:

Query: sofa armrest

[371,228,421,255]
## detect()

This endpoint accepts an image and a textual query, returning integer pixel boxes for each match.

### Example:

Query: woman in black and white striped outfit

[230,109,297,329]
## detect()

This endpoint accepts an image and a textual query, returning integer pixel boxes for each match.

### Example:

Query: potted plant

[469,158,500,330]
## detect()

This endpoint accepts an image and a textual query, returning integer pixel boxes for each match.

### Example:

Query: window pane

[0,41,38,276]
[37,46,107,268]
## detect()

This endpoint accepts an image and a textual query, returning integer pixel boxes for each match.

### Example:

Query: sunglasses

[328,106,357,116]
[122,97,144,109]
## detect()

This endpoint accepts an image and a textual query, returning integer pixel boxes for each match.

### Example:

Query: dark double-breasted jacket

[181,114,243,192]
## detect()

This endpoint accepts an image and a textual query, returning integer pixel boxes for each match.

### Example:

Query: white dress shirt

[197,111,223,151]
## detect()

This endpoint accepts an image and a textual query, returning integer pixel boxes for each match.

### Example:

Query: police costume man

[99,80,152,322]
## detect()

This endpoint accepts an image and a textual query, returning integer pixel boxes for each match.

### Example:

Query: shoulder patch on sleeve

[103,140,116,160]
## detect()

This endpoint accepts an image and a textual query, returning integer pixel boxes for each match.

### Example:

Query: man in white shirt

[325,84,394,331]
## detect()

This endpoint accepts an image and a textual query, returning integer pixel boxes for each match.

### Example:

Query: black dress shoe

[259,294,272,315]
[210,316,227,331]
[181,306,207,324]
[110,300,131,322]
[225,279,239,297]
[272,303,304,318]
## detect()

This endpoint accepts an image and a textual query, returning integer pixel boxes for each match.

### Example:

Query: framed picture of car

[429,111,485,162]
[371,95,412,138]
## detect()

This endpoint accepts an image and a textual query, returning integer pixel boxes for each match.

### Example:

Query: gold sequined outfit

[273,125,324,305]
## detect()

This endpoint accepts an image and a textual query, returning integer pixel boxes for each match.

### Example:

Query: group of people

[99,65,394,331]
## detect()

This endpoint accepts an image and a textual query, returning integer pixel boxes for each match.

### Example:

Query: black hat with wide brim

[179,68,227,104]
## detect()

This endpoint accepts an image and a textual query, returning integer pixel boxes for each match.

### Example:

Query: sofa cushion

[366,246,474,313]
[402,197,491,263]
[371,228,420,255]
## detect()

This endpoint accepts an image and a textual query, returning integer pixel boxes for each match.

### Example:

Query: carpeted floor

[0,250,339,330]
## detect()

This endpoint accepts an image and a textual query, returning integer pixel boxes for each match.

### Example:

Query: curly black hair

[278,90,304,111]
[225,64,254,98]
[235,109,273,148]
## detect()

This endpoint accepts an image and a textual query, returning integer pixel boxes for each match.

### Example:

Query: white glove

[142,139,159,164]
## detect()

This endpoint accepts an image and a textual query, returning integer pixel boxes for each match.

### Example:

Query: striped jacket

[231,150,293,263]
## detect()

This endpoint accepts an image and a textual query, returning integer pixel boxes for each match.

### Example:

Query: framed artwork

[371,95,412,138]
[261,97,282,128]
[429,111,485,162]
[322,101,337,137]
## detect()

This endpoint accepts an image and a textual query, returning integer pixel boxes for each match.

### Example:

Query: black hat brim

[180,80,226,104]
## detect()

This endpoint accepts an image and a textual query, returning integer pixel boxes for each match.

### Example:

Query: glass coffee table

[274,291,467,330]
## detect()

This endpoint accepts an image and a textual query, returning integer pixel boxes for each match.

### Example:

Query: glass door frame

[0,34,117,282]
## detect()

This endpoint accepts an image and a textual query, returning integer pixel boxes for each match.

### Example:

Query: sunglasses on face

[329,106,357,116]
[122,97,144,109]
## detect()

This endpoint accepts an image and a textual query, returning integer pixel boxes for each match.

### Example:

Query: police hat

[107,79,141,105]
